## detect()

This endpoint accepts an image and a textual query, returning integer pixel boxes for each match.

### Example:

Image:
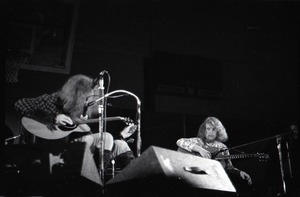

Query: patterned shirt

[177,137,240,175]
[177,137,227,152]
[15,92,93,140]
[14,93,63,124]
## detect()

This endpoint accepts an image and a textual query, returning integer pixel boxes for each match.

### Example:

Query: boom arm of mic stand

[93,90,142,157]
[225,132,293,196]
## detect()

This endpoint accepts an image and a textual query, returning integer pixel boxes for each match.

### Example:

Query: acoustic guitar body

[21,117,91,144]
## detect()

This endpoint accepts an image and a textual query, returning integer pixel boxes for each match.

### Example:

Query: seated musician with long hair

[14,74,136,177]
[176,116,252,196]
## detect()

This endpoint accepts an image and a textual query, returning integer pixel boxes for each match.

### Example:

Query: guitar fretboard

[215,153,269,160]
[75,116,132,124]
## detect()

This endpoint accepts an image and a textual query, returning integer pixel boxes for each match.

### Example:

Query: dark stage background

[3,0,299,196]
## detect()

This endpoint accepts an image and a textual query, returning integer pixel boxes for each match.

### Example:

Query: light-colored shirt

[176,137,240,175]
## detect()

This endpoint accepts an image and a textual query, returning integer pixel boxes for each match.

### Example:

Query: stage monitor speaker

[106,146,236,193]
[1,143,102,196]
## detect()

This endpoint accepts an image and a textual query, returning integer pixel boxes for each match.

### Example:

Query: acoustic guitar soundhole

[58,123,77,131]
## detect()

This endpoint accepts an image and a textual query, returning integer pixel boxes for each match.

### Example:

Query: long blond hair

[197,117,228,142]
[58,74,95,120]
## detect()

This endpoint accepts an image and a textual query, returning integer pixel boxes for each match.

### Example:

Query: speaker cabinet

[106,146,236,196]
[0,143,102,196]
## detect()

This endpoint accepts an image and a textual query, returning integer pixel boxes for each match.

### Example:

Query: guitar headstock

[121,117,135,125]
[120,120,137,139]
[257,153,270,162]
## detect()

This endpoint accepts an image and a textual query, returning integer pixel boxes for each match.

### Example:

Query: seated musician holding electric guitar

[176,117,252,196]
[14,74,136,178]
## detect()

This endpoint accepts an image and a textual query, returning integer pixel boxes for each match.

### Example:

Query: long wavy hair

[197,117,228,142]
[58,74,97,120]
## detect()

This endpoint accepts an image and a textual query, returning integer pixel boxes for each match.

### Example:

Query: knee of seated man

[81,132,114,150]
[113,139,131,156]
[103,132,114,150]
[81,135,94,147]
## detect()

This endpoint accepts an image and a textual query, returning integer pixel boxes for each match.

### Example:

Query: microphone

[81,104,89,119]
[91,70,106,89]
[291,124,298,139]
[81,100,96,119]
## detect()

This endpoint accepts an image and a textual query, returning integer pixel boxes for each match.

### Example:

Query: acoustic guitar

[21,116,134,140]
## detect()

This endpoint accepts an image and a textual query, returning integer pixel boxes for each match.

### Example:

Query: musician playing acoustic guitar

[176,116,252,196]
[14,74,136,177]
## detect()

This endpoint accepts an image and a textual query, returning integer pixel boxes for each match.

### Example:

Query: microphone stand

[276,136,287,196]
[220,130,296,196]
[90,89,142,157]
[4,135,21,145]
[97,77,106,192]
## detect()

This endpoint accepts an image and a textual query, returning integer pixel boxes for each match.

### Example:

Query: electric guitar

[177,146,269,166]
[21,116,134,140]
